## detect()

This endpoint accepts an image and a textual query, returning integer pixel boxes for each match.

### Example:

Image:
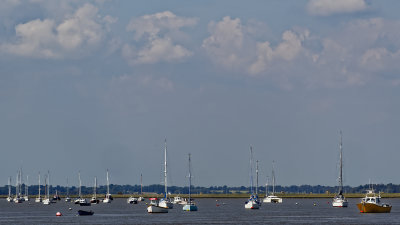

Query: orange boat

[357,189,391,213]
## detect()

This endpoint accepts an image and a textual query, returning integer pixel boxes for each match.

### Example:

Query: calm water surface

[1,198,400,224]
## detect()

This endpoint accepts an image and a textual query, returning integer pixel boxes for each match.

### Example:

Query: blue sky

[1,0,400,188]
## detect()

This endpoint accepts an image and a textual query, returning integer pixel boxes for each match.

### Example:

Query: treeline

[1,183,400,196]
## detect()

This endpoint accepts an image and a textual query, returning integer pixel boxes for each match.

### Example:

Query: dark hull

[78,210,94,216]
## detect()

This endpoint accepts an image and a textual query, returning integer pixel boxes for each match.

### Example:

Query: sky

[1,0,400,188]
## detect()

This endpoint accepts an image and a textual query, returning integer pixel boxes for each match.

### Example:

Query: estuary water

[1,198,400,224]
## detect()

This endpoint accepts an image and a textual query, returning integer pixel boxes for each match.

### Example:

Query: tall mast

[164,139,168,199]
[188,153,192,204]
[249,146,254,195]
[78,171,82,197]
[339,131,343,194]
[47,171,50,198]
[66,177,69,197]
[256,160,259,195]
[38,172,41,199]
[106,169,110,195]
[25,175,29,197]
[16,171,19,197]
[8,176,11,198]
[272,161,276,194]
[140,173,143,195]
[265,176,269,196]
[94,176,97,198]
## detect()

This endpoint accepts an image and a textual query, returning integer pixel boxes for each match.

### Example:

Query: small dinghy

[77,210,94,216]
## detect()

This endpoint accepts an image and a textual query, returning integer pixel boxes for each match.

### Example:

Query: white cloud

[0,3,115,58]
[124,11,197,65]
[249,30,308,74]
[202,16,245,69]
[307,0,367,16]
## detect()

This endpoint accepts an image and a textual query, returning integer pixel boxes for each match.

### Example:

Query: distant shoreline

[3,193,400,199]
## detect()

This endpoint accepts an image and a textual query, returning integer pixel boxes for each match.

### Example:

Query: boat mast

[164,139,168,199]
[25,175,28,197]
[47,171,50,198]
[78,171,82,197]
[8,176,11,198]
[339,131,343,195]
[94,176,97,199]
[188,153,192,204]
[66,177,69,197]
[38,172,41,199]
[106,169,110,196]
[256,160,259,195]
[249,146,254,195]
[265,176,269,196]
[272,161,276,195]
[140,173,143,195]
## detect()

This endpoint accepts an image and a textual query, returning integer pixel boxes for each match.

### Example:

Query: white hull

[103,198,112,203]
[138,197,144,201]
[332,198,348,207]
[127,197,138,204]
[183,204,198,211]
[6,197,13,202]
[65,197,71,202]
[35,197,42,203]
[245,200,259,209]
[147,205,168,213]
[159,199,173,209]
[263,196,283,203]
[43,199,51,205]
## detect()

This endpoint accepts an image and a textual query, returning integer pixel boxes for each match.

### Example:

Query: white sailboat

[14,170,23,203]
[23,175,29,201]
[6,177,12,202]
[245,146,259,209]
[91,177,100,204]
[43,173,51,205]
[103,169,113,203]
[35,172,42,202]
[138,173,145,201]
[65,178,71,202]
[183,153,198,211]
[263,161,282,203]
[159,139,173,209]
[332,131,348,207]
[74,171,84,204]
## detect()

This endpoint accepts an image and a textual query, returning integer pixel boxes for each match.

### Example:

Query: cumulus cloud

[307,0,367,16]
[0,3,116,58]
[202,16,246,68]
[249,30,308,74]
[124,11,197,65]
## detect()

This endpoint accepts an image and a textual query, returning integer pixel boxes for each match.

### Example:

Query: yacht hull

[332,200,348,207]
[182,204,198,211]
[147,205,168,213]
[357,203,391,213]
[245,201,259,209]
[263,196,283,203]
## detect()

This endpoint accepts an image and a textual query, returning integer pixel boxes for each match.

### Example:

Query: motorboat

[77,210,94,216]
[357,189,391,213]
[147,198,168,213]
[79,198,91,206]
[127,196,138,204]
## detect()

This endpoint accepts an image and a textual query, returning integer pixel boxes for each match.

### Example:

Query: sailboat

[42,173,51,205]
[23,175,29,201]
[332,131,348,207]
[263,161,282,203]
[74,171,84,204]
[245,146,259,209]
[35,172,42,202]
[159,139,173,209]
[90,177,100,204]
[14,170,23,203]
[138,173,145,201]
[6,177,12,202]
[103,169,113,203]
[65,178,71,202]
[183,154,198,211]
